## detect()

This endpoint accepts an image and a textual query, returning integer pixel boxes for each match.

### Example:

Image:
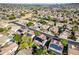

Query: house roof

[0,43,18,55]
[0,34,10,46]
[68,48,79,55]
[16,49,32,55]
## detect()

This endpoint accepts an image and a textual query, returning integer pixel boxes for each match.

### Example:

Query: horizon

[0,0,79,4]
[0,3,79,5]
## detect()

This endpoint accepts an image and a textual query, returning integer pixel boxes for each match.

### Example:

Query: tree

[0,28,4,32]
[21,35,27,42]
[62,44,68,55]
[52,18,57,26]
[69,26,78,41]
[0,27,11,35]
[47,16,52,21]
[9,15,16,20]
[60,19,67,23]
[13,34,22,44]
[19,42,28,49]
[19,35,34,49]
[33,47,48,55]
[13,34,22,55]
[26,22,34,27]
[34,31,41,36]
[4,27,11,33]
[72,26,79,32]
[69,31,76,41]
[60,38,68,46]
[60,38,68,55]
[20,13,25,16]
[38,20,47,25]
[8,27,11,30]
[14,34,34,54]
[43,15,52,21]
[2,9,6,12]
[45,39,51,48]
[27,36,34,47]
[48,50,56,55]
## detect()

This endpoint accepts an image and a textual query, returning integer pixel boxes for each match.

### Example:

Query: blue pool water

[50,44,62,51]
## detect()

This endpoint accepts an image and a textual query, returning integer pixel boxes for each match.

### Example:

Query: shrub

[26,22,34,27]
[38,20,47,25]
[9,15,16,20]
[60,38,68,46]
[34,31,41,36]
[20,13,25,16]
[0,28,4,32]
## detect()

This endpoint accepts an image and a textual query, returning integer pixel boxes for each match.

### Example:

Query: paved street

[9,21,79,46]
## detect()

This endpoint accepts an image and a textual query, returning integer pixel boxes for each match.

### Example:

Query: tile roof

[0,35,10,46]
[0,43,18,55]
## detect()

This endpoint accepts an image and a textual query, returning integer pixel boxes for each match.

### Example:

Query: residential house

[49,38,63,54]
[0,42,18,55]
[0,33,11,47]
[59,31,70,39]
[50,26,59,35]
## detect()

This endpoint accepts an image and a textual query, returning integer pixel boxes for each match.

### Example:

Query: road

[9,21,79,46]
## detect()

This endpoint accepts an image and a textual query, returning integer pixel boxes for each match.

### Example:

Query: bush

[33,47,47,55]
[60,38,68,46]
[48,50,56,55]
[0,28,4,32]
[72,26,79,32]
[20,13,25,16]
[34,31,41,36]
[8,27,11,30]
[13,34,21,44]
[9,15,16,20]
[42,16,52,21]
[26,22,34,27]
[38,20,47,25]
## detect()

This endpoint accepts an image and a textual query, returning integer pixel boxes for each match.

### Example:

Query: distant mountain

[0,3,79,8]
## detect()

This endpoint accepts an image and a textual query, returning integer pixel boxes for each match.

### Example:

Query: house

[16,48,32,55]
[0,42,18,55]
[56,23,64,27]
[8,23,21,34]
[68,48,79,55]
[0,33,11,47]
[75,31,79,42]
[59,31,70,39]
[0,25,18,55]
[0,21,9,28]
[50,26,59,35]
[66,24,72,30]
[33,35,47,47]
[75,31,79,38]
[68,44,79,55]
[39,34,47,40]
[27,30,35,35]
[42,25,49,30]
[32,23,42,30]
[38,34,47,46]
[48,38,63,54]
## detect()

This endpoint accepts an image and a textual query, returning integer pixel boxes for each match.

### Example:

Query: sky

[0,0,79,4]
